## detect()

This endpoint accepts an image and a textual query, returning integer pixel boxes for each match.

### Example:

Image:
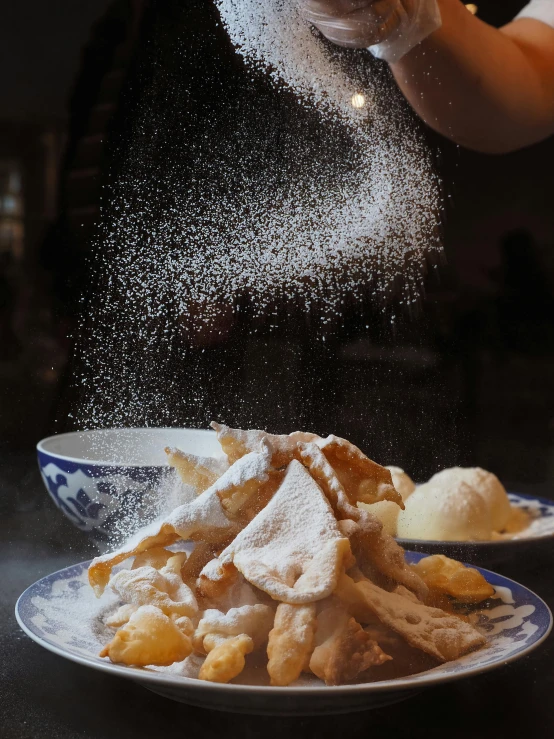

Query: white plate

[15,552,552,715]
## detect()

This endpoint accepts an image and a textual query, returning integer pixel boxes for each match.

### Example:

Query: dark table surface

[2,452,554,739]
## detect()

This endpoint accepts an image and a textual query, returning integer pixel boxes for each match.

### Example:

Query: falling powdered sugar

[209,0,443,305]
[72,0,442,430]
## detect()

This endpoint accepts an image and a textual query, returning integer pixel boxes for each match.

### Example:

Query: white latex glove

[300,0,442,63]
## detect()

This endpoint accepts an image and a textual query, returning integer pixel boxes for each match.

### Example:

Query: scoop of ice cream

[386,466,416,502]
[428,467,511,531]
[396,481,492,541]
[358,500,400,536]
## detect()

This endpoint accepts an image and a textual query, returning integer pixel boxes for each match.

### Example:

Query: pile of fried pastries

[89,423,494,687]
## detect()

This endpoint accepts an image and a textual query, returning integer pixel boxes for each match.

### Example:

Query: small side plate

[396,492,554,566]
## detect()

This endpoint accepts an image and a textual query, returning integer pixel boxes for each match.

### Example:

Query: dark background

[2,0,554,491]
[1,2,553,737]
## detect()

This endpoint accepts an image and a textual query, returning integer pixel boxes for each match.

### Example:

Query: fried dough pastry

[316,435,404,509]
[109,558,198,618]
[267,603,317,686]
[385,466,416,501]
[298,442,356,518]
[196,559,239,601]
[165,447,228,493]
[100,605,193,667]
[198,634,254,683]
[198,564,268,611]
[299,443,426,600]
[131,547,174,571]
[89,449,271,595]
[193,605,274,653]
[411,555,495,605]
[180,542,217,584]
[211,421,319,466]
[336,573,486,662]
[93,424,492,686]
[219,461,351,604]
[104,603,139,628]
[349,514,428,601]
[309,602,391,685]
[238,468,286,523]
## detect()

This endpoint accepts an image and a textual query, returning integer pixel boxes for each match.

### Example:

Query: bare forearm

[391,0,554,152]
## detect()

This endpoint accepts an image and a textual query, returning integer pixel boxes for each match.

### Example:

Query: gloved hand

[300,0,442,63]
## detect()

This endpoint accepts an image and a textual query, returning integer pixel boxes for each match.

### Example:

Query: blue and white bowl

[37,428,220,541]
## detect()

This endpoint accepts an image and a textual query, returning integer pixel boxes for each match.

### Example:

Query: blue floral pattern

[38,453,167,539]
[15,553,552,712]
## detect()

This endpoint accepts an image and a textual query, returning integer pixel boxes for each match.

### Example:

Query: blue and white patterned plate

[396,492,554,566]
[15,552,552,716]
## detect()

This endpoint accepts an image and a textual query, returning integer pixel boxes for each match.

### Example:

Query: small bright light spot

[351,92,366,109]
[465,4,478,14]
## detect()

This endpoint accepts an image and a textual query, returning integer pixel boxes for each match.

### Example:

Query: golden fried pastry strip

[100,605,193,667]
[309,601,391,685]
[197,560,239,601]
[239,469,285,523]
[299,442,360,518]
[316,435,404,509]
[210,421,319,466]
[213,443,272,516]
[198,634,254,683]
[411,555,495,605]
[165,447,228,493]
[336,573,486,662]
[193,604,274,653]
[89,522,180,597]
[349,515,428,601]
[267,603,317,686]
[132,547,175,571]
[180,542,217,584]
[299,443,426,600]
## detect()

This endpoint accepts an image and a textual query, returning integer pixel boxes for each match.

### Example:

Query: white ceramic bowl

[37,428,219,540]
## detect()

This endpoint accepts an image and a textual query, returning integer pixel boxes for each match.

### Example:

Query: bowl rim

[36,427,217,468]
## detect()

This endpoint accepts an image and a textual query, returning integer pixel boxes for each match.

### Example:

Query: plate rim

[15,554,553,697]
[396,491,554,548]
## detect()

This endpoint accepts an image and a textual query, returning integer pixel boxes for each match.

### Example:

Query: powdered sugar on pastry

[89,449,271,595]
[299,442,426,600]
[309,601,391,685]
[198,561,267,611]
[336,573,485,662]
[99,605,193,667]
[194,605,274,652]
[109,563,198,618]
[90,424,492,683]
[316,435,404,509]
[165,447,229,493]
[219,460,351,603]
[211,421,319,466]
[104,603,139,628]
